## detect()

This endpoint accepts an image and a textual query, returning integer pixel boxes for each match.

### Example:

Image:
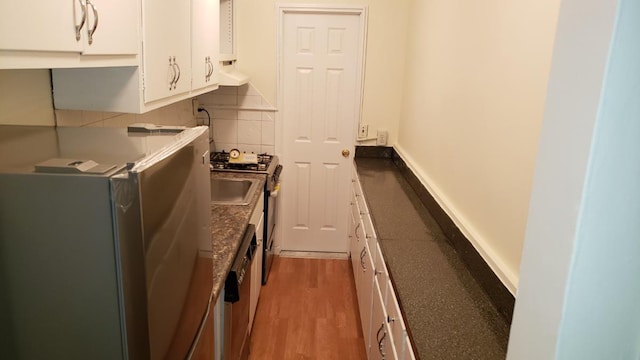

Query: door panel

[281,10,363,253]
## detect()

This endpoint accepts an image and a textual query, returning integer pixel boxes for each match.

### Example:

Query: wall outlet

[192,99,199,118]
[376,129,388,146]
[358,124,368,139]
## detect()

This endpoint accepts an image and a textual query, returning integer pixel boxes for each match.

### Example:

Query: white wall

[394,0,561,292]
[235,0,411,146]
[0,70,55,125]
[509,0,640,358]
[0,70,197,128]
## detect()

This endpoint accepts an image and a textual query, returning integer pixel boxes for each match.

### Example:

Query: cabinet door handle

[205,57,210,81]
[168,57,176,89]
[173,58,181,89]
[360,247,366,271]
[354,223,361,240]
[86,0,99,44]
[377,323,387,357]
[75,0,87,41]
[207,57,214,80]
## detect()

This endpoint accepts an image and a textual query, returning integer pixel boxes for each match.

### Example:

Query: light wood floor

[248,256,367,360]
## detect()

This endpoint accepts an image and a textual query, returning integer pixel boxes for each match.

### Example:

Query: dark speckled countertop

[355,158,509,360]
[210,172,266,303]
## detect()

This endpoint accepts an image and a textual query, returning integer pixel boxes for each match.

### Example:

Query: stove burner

[210,151,273,172]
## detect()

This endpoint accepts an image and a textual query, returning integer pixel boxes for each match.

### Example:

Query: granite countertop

[210,171,266,303]
[355,158,509,360]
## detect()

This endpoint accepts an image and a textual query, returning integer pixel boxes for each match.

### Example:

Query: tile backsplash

[55,99,197,128]
[198,84,277,155]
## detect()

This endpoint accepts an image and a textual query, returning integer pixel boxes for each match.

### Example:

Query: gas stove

[210,151,276,173]
[210,151,278,175]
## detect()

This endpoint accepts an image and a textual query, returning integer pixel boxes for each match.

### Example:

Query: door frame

[274,4,368,254]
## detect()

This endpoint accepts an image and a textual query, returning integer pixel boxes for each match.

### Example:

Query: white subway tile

[213,142,238,153]
[261,145,275,155]
[261,121,274,145]
[55,110,83,127]
[212,119,238,144]
[210,94,237,105]
[212,109,237,120]
[81,111,104,126]
[237,110,262,121]
[103,114,137,128]
[214,86,238,95]
[237,120,261,144]
[238,95,261,107]
[237,144,261,154]
[261,111,274,121]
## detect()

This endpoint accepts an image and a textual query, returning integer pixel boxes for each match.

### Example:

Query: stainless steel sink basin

[211,177,260,205]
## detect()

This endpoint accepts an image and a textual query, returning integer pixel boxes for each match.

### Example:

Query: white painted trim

[274,3,368,157]
[393,144,518,294]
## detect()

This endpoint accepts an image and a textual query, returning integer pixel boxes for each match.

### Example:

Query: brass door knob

[342,149,350,157]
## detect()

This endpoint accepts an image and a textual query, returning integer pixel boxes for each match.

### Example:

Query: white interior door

[280,7,365,253]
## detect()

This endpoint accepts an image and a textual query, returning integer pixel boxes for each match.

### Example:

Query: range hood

[218,62,249,86]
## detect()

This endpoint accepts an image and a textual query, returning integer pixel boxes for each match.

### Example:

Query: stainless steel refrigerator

[0,125,213,359]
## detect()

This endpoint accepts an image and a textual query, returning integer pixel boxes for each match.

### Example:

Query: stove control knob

[229,148,241,159]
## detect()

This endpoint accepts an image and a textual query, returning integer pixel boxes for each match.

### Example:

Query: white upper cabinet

[81,0,139,56]
[191,0,220,91]
[0,0,138,69]
[142,0,192,103]
[52,0,220,113]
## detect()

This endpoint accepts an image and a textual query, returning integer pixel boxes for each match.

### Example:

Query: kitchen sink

[211,177,260,205]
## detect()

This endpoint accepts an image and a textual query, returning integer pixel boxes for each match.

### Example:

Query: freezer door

[133,129,212,359]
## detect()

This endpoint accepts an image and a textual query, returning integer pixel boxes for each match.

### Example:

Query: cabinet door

[0,0,137,55]
[386,280,406,359]
[191,0,219,91]
[357,239,374,354]
[81,0,138,55]
[371,279,399,360]
[0,1,83,52]
[143,0,191,103]
[349,191,360,282]
[370,281,386,360]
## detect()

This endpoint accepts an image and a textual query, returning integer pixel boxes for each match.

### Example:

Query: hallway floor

[248,257,367,360]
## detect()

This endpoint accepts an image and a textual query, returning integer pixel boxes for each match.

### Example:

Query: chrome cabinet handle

[75,0,87,41]
[173,57,181,89]
[354,223,361,239]
[205,56,214,82]
[86,0,99,45]
[168,57,176,89]
[376,322,386,358]
[360,247,366,271]
[205,57,210,81]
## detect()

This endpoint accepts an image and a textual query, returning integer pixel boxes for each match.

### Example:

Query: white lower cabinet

[357,239,375,353]
[350,163,410,360]
[370,277,398,360]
